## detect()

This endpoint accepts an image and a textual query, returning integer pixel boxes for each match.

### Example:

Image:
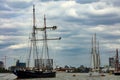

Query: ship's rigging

[27,5,61,70]
[91,34,100,71]
[13,5,61,78]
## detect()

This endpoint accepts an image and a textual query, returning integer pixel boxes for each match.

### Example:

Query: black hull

[114,72,120,76]
[13,70,56,79]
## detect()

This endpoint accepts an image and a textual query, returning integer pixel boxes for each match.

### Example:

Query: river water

[0,72,120,80]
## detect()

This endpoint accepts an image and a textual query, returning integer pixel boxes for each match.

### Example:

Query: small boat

[100,73,105,77]
[114,72,120,75]
[72,74,76,77]
[13,5,61,79]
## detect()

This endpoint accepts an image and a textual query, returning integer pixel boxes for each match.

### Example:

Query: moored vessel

[13,5,61,79]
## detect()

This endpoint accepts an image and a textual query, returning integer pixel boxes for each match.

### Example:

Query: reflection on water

[1,72,120,80]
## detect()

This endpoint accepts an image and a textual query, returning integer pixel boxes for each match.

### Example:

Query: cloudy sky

[0,0,120,68]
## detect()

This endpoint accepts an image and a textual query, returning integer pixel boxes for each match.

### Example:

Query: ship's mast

[28,5,39,68]
[93,34,97,70]
[91,36,95,69]
[115,49,119,72]
[28,5,61,70]
[30,7,61,70]
[91,33,100,71]
[97,41,100,71]
[35,15,61,70]
[94,33,97,54]
[43,15,49,60]
[42,15,50,68]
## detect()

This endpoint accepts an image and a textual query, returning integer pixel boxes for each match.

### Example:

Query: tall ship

[89,34,101,76]
[114,49,120,75]
[13,5,61,79]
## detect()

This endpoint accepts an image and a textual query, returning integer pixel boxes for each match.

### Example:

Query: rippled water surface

[0,72,120,80]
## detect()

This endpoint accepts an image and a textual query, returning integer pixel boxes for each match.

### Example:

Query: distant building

[109,57,115,68]
[9,60,26,71]
[16,60,26,68]
[0,61,4,68]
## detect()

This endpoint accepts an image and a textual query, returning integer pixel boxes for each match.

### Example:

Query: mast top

[33,4,36,28]
[116,48,119,59]
[44,14,46,28]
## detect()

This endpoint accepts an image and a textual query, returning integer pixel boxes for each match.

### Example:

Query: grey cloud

[0,12,21,18]
[0,3,11,11]
[0,43,14,50]
[86,14,120,25]
[0,0,32,11]
[0,1,31,18]
[101,34,120,40]
[0,28,19,35]
[0,0,12,11]
[40,0,52,2]
[40,0,71,2]
[112,1,120,7]
[101,0,120,7]
[62,10,120,26]
[7,1,32,10]
[63,16,120,26]
[76,0,100,4]
[46,1,120,26]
